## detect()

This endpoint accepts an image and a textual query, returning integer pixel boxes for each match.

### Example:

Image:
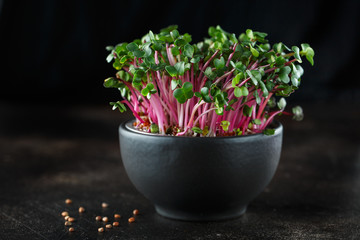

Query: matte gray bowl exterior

[119,120,283,221]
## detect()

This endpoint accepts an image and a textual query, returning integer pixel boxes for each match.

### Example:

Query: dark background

[1,0,360,105]
[1,1,360,239]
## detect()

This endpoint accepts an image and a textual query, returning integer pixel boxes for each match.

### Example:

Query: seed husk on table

[78,207,85,213]
[65,199,72,204]
[105,224,112,229]
[98,227,104,233]
[114,213,121,219]
[133,209,139,215]
[68,217,75,222]
[101,202,109,208]
[69,227,75,232]
[61,211,69,217]
[64,221,72,226]
[95,216,102,221]
[113,222,119,227]
[128,217,135,223]
[102,216,109,222]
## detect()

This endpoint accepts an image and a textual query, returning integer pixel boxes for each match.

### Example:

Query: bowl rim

[120,119,283,139]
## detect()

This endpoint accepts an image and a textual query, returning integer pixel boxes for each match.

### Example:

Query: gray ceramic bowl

[119,120,283,221]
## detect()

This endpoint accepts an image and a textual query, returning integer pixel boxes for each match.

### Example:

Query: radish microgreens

[104,25,314,136]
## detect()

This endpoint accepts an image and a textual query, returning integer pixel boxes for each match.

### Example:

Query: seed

[112,222,119,227]
[65,199,72,204]
[69,227,75,232]
[95,216,102,221]
[61,211,69,217]
[105,224,112,229]
[98,227,104,233]
[64,221,72,226]
[128,217,135,223]
[101,202,109,208]
[64,216,70,221]
[68,217,75,222]
[133,209,139,215]
[78,207,85,213]
[102,217,108,222]
[114,214,121,219]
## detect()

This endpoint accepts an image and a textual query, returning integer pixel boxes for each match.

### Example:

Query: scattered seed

[101,202,109,208]
[68,217,75,222]
[105,224,112,229]
[69,227,75,232]
[65,199,72,204]
[98,227,104,233]
[64,215,70,221]
[78,207,85,213]
[61,211,69,217]
[114,214,121,219]
[64,221,72,226]
[133,209,139,215]
[128,217,135,223]
[102,216,108,222]
[112,222,119,227]
[95,216,102,221]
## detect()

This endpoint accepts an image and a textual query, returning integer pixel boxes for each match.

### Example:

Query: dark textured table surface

[0,101,359,240]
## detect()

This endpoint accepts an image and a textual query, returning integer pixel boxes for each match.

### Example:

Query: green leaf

[170,29,179,40]
[246,70,261,86]
[291,64,304,87]
[106,46,114,51]
[200,87,211,102]
[246,29,254,39]
[106,53,114,63]
[277,97,287,110]
[258,81,269,97]
[173,88,187,104]
[141,87,149,96]
[133,49,145,58]
[264,128,275,135]
[253,90,261,104]
[190,56,201,63]
[234,86,248,98]
[182,82,194,99]
[174,61,185,76]
[249,44,259,57]
[253,119,262,125]
[292,106,304,121]
[173,82,194,104]
[171,46,180,56]
[171,79,181,90]
[234,87,241,98]
[220,121,230,131]
[126,42,138,52]
[275,56,286,67]
[110,101,127,113]
[160,25,178,33]
[174,38,187,47]
[232,73,241,87]
[301,43,315,66]
[184,44,194,58]
[214,57,225,69]
[278,66,291,83]
[292,46,302,63]
[165,65,177,77]
[150,123,159,133]
[204,67,216,80]
[243,105,253,117]
[103,77,120,88]
[192,127,203,134]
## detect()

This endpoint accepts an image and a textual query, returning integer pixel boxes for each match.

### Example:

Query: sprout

[104,26,314,136]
